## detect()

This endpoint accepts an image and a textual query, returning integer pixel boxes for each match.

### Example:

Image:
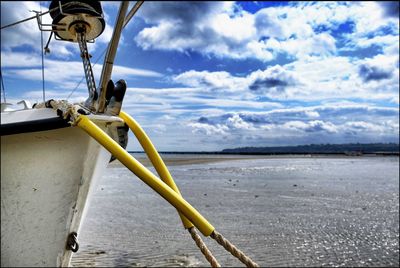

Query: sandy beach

[72,154,399,267]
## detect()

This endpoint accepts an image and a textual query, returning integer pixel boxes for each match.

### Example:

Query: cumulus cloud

[254,9,288,40]
[344,121,385,133]
[226,114,254,130]
[335,2,399,54]
[173,54,398,102]
[191,105,399,130]
[353,54,399,96]
[138,1,230,24]
[188,105,399,146]
[173,70,245,92]
[358,64,393,82]
[283,120,338,134]
[134,2,344,61]
[135,2,256,59]
[189,113,255,136]
[133,2,398,62]
[248,65,299,93]
[135,2,399,62]
[188,122,228,135]
[306,120,338,133]
[5,2,395,66]
[173,64,301,97]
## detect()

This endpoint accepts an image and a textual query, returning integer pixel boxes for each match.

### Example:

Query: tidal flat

[72,155,399,267]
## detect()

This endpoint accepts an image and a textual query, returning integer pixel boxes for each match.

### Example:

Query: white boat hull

[1,109,125,267]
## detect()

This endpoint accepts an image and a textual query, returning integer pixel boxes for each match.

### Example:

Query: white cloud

[133,2,399,63]
[280,33,337,58]
[173,64,302,97]
[354,35,398,50]
[120,85,281,121]
[186,104,399,147]
[1,52,41,67]
[136,2,340,61]
[188,122,228,135]
[226,114,254,130]
[2,51,161,75]
[173,70,246,92]
[344,121,386,133]
[247,65,301,94]
[172,54,399,103]
[1,51,163,101]
[305,110,320,118]
[5,2,396,66]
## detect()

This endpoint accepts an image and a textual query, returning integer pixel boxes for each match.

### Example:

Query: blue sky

[1,1,399,151]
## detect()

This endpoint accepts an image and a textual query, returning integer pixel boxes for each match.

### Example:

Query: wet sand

[108,153,276,167]
[109,154,385,167]
[72,155,399,267]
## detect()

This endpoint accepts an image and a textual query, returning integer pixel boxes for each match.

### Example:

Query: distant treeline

[129,143,399,155]
[221,143,399,155]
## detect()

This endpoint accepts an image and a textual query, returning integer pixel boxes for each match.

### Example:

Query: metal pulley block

[49,0,105,42]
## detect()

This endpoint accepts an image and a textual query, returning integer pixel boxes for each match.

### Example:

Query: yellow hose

[119,111,194,230]
[76,115,214,236]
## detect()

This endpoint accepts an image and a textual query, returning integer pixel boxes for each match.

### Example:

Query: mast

[95,1,129,113]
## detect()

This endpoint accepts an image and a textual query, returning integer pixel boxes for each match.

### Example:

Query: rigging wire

[123,1,144,28]
[0,14,40,30]
[1,6,53,30]
[0,70,6,103]
[1,2,71,30]
[1,2,101,30]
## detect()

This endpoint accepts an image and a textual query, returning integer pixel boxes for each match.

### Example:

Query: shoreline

[109,153,399,168]
[129,151,400,156]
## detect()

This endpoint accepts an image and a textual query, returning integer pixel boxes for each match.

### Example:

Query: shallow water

[72,155,399,267]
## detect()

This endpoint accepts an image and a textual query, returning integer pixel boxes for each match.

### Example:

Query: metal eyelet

[66,232,79,253]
